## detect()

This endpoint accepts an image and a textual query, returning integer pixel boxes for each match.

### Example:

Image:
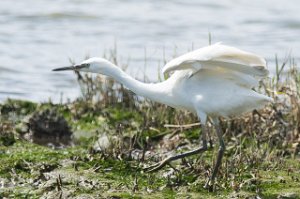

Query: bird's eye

[84,63,90,68]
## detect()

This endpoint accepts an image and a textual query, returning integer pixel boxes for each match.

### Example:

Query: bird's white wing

[162,43,268,77]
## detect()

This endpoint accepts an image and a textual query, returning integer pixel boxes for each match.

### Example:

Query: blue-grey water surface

[0,0,299,102]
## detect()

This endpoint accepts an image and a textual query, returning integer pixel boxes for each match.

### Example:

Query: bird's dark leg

[205,118,225,189]
[144,125,208,172]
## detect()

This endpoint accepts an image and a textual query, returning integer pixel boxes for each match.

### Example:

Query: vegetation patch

[0,53,300,198]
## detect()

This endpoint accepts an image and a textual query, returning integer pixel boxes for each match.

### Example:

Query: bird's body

[53,43,273,189]
[147,68,272,118]
[86,43,272,121]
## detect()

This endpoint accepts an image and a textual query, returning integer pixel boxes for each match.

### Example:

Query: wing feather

[162,43,268,77]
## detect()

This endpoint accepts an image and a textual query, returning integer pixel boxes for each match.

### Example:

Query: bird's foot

[144,146,208,172]
[204,179,215,192]
[143,157,173,172]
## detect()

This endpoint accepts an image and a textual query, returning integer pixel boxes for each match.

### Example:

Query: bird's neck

[101,63,172,105]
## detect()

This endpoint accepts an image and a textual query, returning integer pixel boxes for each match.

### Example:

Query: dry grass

[63,48,300,193]
[72,47,300,153]
[1,47,300,198]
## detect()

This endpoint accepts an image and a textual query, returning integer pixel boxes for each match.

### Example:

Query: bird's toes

[143,163,160,172]
[203,180,215,192]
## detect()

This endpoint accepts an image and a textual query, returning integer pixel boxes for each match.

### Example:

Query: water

[0,0,299,102]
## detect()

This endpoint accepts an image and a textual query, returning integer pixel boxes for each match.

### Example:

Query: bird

[53,43,273,189]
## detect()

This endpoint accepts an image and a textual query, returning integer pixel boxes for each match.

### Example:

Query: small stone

[93,134,111,151]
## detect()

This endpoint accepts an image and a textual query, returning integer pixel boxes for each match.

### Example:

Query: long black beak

[52,66,75,71]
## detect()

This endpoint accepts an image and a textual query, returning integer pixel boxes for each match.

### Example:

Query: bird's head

[52,57,114,74]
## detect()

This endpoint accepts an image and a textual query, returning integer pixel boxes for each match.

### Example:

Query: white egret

[53,43,273,188]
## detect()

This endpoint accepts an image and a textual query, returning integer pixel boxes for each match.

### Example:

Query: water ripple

[0,0,299,102]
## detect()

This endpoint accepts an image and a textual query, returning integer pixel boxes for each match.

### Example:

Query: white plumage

[163,43,268,76]
[53,43,273,188]
[157,43,273,121]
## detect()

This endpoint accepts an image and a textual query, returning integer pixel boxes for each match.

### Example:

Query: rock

[93,133,120,153]
[23,108,73,148]
[94,134,111,151]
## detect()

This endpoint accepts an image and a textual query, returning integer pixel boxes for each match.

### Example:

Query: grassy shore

[1,54,300,198]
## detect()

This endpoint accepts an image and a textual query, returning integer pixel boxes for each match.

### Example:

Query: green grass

[1,136,300,198]
[1,48,300,198]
